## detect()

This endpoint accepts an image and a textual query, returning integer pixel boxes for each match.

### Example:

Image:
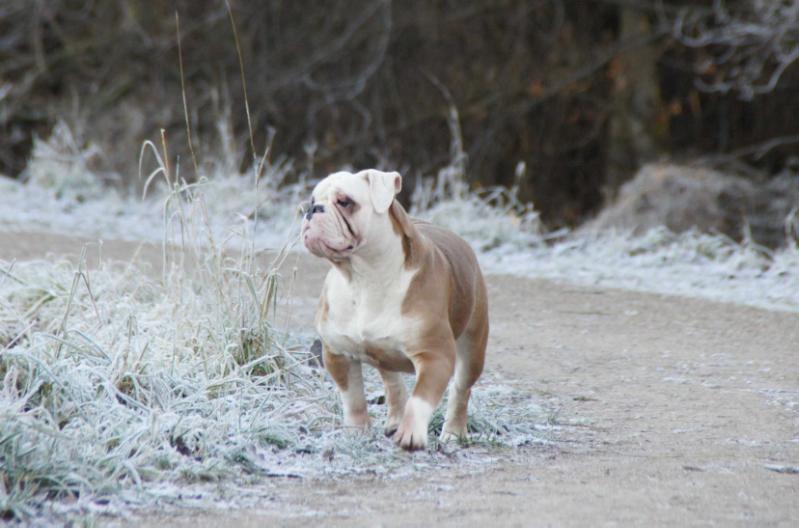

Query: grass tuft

[0,143,550,523]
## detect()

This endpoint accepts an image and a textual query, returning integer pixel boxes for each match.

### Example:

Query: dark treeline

[1,0,798,227]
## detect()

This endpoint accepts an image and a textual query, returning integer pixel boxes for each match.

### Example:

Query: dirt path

[3,231,798,527]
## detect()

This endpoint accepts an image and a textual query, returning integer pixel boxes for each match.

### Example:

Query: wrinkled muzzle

[302,208,356,261]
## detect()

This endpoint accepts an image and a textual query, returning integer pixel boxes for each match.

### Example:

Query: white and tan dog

[302,169,488,450]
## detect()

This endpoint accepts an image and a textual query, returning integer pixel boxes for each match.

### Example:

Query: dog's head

[302,169,402,262]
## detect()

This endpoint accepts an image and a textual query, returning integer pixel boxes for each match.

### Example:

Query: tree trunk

[605,8,666,201]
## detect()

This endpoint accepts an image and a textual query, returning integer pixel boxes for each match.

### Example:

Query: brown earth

[2,231,798,527]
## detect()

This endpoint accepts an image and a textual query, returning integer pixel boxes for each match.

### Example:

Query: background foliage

[1,0,798,227]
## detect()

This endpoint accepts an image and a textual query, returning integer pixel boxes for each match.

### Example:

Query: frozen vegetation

[0,128,797,522]
[0,130,548,522]
[3,125,798,312]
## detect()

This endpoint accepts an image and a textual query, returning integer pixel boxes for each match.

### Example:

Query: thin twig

[159,129,172,186]
[175,11,200,178]
[225,0,256,163]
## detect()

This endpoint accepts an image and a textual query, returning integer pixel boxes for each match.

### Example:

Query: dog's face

[302,169,402,262]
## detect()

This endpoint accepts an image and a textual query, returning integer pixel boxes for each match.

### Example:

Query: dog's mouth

[322,241,356,260]
[303,233,356,261]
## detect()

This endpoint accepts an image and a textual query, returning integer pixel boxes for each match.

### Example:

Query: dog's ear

[364,170,402,214]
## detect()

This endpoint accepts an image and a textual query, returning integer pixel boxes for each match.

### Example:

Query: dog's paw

[383,410,404,437]
[384,421,399,438]
[392,397,432,451]
[393,426,428,451]
[439,429,467,444]
[384,425,398,438]
[439,421,468,443]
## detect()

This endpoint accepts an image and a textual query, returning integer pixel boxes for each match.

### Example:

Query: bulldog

[302,169,488,450]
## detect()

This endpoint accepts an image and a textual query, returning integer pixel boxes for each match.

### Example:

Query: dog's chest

[318,269,418,366]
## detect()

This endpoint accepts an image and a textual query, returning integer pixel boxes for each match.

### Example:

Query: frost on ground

[3,126,798,312]
[0,122,300,251]
[1,129,798,521]
[414,171,799,313]
[0,135,550,522]
[0,246,548,522]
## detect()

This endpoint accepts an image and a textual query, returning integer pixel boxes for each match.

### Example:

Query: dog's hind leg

[378,368,408,437]
[441,306,488,442]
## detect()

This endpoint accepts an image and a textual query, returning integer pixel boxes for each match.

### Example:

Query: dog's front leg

[393,346,455,450]
[323,344,370,429]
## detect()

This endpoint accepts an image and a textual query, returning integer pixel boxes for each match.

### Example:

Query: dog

[302,169,488,450]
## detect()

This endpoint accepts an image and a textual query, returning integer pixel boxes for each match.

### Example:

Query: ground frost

[0,255,547,522]
[2,138,798,521]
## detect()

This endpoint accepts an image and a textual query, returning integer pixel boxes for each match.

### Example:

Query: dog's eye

[337,197,353,208]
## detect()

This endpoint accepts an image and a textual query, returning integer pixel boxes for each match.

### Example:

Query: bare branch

[674,0,799,99]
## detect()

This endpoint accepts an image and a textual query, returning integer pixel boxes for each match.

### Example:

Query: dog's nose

[305,203,325,220]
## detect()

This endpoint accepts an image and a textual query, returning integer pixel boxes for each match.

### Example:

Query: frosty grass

[1,130,797,521]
